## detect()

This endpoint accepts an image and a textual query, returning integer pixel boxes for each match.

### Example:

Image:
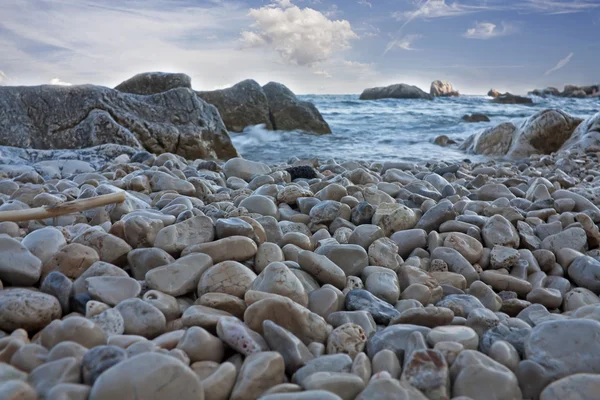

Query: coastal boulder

[197,79,273,132]
[0,84,238,160]
[460,122,516,155]
[430,80,459,97]
[559,111,600,153]
[360,84,433,100]
[488,89,501,98]
[263,82,331,134]
[491,93,533,104]
[462,113,490,123]
[114,72,191,95]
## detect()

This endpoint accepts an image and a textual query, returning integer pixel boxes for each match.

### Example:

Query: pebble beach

[2,141,600,399]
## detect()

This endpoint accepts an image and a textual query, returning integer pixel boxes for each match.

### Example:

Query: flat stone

[86,276,141,306]
[315,244,368,277]
[216,316,268,356]
[154,215,214,254]
[0,236,42,286]
[391,306,454,328]
[230,351,285,400]
[345,289,400,325]
[443,232,483,264]
[197,261,257,299]
[182,236,257,263]
[146,253,213,297]
[480,271,532,297]
[263,320,314,374]
[541,227,587,254]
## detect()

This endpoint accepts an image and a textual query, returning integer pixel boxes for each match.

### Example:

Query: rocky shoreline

[1,143,600,399]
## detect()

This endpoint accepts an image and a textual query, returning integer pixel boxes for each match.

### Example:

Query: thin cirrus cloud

[463,22,516,39]
[240,0,358,66]
[384,34,423,54]
[545,52,575,75]
[393,0,489,21]
[358,0,373,8]
[518,0,600,14]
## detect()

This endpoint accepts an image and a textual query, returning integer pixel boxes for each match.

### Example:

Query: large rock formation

[491,93,534,105]
[461,109,583,158]
[262,82,331,134]
[430,80,459,97]
[197,80,273,132]
[560,112,600,153]
[0,84,238,160]
[197,80,331,134]
[529,84,599,98]
[360,84,433,100]
[114,72,192,95]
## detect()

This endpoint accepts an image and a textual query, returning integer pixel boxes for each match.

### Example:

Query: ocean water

[231,95,600,165]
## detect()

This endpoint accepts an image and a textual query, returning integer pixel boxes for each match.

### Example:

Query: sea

[230,95,600,165]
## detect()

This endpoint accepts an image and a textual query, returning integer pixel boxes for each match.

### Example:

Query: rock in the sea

[114,72,192,95]
[433,135,457,147]
[488,89,501,97]
[359,83,433,101]
[430,80,459,97]
[491,93,533,104]
[197,79,273,132]
[462,113,490,123]
[263,82,331,134]
[0,83,238,160]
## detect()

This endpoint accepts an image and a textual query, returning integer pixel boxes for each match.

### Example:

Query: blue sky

[0,0,598,94]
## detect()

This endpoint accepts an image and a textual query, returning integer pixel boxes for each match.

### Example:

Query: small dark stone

[197,160,221,172]
[345,289,400,324]
[69,293,92,315]
[462,113,490,123]
[498,291,518,301]
[286,166,317,181]
[40,272,72,315]
[130,151,153,163]
[81,345,128,385]
[433,164,460,175]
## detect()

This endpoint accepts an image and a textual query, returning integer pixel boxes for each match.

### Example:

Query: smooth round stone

[230,351,285,400]
[525,319,600,381]
[391,306,454,328]
[443,232,483,263]
[427,326,479,350]
[526,287,562,309]
[73,261,129,295]
[466,308,500,337]
[146,253,212,297]
[21,227,66,265]
[177,326,225,362]
[355,378,428,400]
[0,362,28,382]
[90,308,126,337]
[434,341,464,366]
[301,372,365,400]
[402,348,449,399]
[255,243,285,274]
[294,354,353,386]
[197,261,257,299]
[183,236,257,263]
[372,203,417,235]
[199,293,247,319]
[9,344,48,372]
[314,244,368,277]
[127,247,175,281]
[216,218,254,239]
[41,317,106,350]
[250,262,308,307]
[563,287,600,311]
[0,236,42,286]
[154,215,215,254]
[143,290,180,321]
[245,296,331,345]
[450,350,522,399]
[116,298,166,339]
[430,247,478,285]
[281,232,313,250]
[89,352,203,400]
[240,195,279,218]
[327,311,377,338]
[72,228,132,265]
[81,345,127,385]
[0,288,62,332]
[541,227,587,254]
[364,270,400,304]
[182,305,233,331]
[47,383,91,400]
[480,271,532,297]
[467,281,503,312]
[540,373,600,400]
[345,289,400,325]
[41,243,99,280]
[488,340,520,372]
[308,287,343,319]
[27,357,81,398]
[482,215,520,248]
[0,380,37,400]
[46,341,87,363]
[263,320,314,374]
[216,316,268,356]
[326,323,367,359]
[366,324,432,360]
[40,271,72,314]
[435,294,485,318]
[199,362,237,400]
[372,349,401,379]
[122,215,164,248]
[86,276,141,306]
[568,256,600,294]
[223,158,270,181]
[298,250,346,289]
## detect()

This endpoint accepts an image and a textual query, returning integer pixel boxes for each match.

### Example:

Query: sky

[0,0,599,94]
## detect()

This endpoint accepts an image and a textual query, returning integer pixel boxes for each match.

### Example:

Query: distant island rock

[430,80,459,97]
[491,93,534,105]
[462,113,490,123]
[529,84,599,98]
[359,83,433,100]
[487,89,501,98]
[0,82,238,160]
[461,109,584,158]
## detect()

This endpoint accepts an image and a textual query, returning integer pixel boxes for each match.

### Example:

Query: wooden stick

[0,192,127,222]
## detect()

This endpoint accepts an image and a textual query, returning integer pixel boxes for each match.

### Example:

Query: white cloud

[240,2,358,66]
[358,0,372,8]
[0,71,7,85]
[312,70,332,78]
[463,21,516,39]
[520,0,600,14]
[394,0,484,21]
[384,34,423,53]
[49,78,72,86]
[545,52,574,75]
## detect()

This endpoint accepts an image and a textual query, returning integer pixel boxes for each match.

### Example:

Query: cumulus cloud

[50,78,72,86]
[545,52,574,75]
[384,34,423,53]
[463,22,516,39]
[240,1,358,65]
